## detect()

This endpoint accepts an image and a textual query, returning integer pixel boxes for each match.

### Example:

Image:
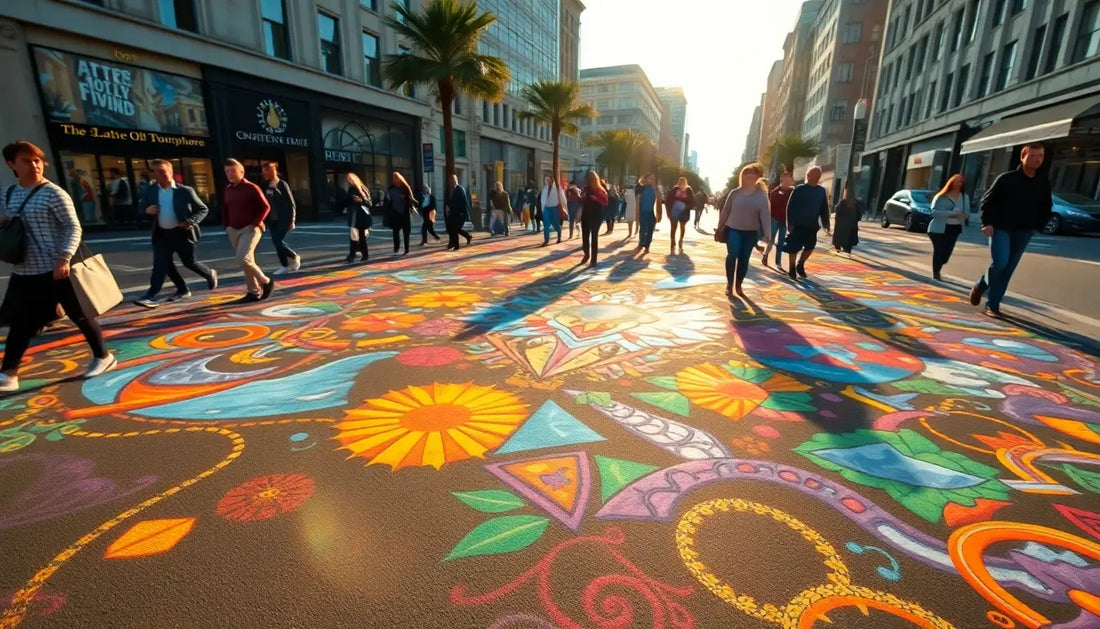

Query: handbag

[0,184,47,264]
[69,243,123,317]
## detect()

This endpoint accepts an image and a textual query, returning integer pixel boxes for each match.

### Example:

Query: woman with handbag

[0,141,115,393]
[387,172,415,256]
[488,182,512,237]
[928,174,969,281]
[344,172,372,263]
[666,177,694,254]
[539,174,563,245]
[715,163,771,299]
[578,170,608,267]
[831,184,862,255]
[419,185,441,246]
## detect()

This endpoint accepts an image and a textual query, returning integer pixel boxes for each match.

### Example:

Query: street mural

[1,236,1099,628]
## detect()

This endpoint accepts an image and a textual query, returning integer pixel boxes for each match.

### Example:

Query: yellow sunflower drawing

[403,290,481,309]
[333,383,528,470]
[676,361,814,421]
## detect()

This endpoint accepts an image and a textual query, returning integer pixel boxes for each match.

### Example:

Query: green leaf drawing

[595,455,659,503]
[794,429,1009,523]
[646,376,679,391]
[1052,464,1100,494]
[445,515,549,561]
[452,490,526,513]
[891,378,969,396]
[631,391,691,417]
[1060,385,1100,409]
[723,363,773,384]
[760,392,817,412]
[574,392,612,407]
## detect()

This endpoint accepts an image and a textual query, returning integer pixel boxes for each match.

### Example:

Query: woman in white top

[623,179,638,238]
[927,174,970,281]
[539,174,563,245]
[716,163,771,299]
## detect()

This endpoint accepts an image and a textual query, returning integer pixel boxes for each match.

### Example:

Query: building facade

[861,0,1100,216]
[758,59,786,165]
[578,65,663,144]
[742,98,764,165]
[0,0,581,227]
[560,0,584,83]
[655,86,688,164]
[774,1,824,144]
[801,0,886,197]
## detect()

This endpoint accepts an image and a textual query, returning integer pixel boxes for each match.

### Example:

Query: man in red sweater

[222,158,273,302]
[763,171,794,267]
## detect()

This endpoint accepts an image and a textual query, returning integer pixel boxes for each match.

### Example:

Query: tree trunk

[440,78,456,186]
[551,121,560,186]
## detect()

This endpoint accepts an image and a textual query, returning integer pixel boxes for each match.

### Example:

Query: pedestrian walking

[579,170,608,267]
[635,174,659,254]
[108,167,134,227]
[221,158,274,302]
[525,182,542,233]
[386,172,415,256]
[445,173,474,250]
[132,158,218,308]
[831,184,862,254]
[0,140,116,393]
[603,181,620,235]
[781,166,831,280]
[566,181,582,239]
[716,163,771,299]
[262,162,300,275]
[693,189,707,229]
[969,143,1052,318]
[419,185,441,245]
[344,172,372,263]
[763,171,793,268]
[666,177,694,254]
[928,174,969,280]
[489,182,512,237]
[623,179,638,238]
[540,174,563,245]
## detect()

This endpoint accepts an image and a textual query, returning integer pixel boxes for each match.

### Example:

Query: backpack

[0,184,47,264]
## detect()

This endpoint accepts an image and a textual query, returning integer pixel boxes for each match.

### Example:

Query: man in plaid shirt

[0,140,116,393]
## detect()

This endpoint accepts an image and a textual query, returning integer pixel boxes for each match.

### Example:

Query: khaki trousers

[225,225,268,294]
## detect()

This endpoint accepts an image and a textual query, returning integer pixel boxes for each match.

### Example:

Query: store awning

[960,96,1100,154]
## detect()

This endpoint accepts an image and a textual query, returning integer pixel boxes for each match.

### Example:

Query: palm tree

[383,0,510,184]
[772,135,820,175]
[518,81,595,184]
[585,129,654,183]
[585,130,624,179]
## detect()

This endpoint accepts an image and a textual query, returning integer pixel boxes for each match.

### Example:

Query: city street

[2,219,1099,628]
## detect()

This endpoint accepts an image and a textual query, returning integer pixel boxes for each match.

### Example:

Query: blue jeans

[771,219,786,265]
[979,228,1032,309]
[271,223,297,267]
[639,209,656,249]
[725,229,758,288]
[542,205,561,241]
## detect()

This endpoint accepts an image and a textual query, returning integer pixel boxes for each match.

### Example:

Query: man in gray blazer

[133,159,218,308]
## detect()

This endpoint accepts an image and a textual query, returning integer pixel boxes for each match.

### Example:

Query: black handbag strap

[6,183,91,264]
[5,183,47,217]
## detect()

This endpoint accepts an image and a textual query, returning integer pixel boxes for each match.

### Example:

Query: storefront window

[59,152,102,225]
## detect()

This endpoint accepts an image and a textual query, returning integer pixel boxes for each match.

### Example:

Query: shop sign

[227,90,310,147]
[32,46,209,137]
[324,149,357,163]
[422,143,434,171]
[56,122,206,147]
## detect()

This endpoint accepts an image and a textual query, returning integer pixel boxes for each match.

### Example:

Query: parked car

[1045,193,1100,235]
[880,189,934,232]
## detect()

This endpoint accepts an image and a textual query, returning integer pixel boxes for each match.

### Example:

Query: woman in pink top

[716,163,771,298]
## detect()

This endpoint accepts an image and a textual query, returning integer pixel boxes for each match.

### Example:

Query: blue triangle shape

[495,400,605,455]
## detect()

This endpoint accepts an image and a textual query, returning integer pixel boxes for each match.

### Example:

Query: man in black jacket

[262,162,299,275]
[133,159,217,308]
[444,174,473,250]
[969,143,1052,317]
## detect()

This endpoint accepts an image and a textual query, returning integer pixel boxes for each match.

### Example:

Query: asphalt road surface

[1,216,1098,628]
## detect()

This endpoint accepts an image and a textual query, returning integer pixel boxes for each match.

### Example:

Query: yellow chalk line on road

[0,425,246,629]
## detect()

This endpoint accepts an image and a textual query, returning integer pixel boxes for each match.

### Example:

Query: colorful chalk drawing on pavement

[1,230,1098,628]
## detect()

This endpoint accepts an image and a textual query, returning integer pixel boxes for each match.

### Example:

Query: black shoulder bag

[0,183,48,264]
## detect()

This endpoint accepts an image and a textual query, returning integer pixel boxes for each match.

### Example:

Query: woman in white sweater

[540,174,563,245]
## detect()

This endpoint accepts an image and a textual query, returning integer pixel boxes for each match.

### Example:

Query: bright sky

[578,0,805,188]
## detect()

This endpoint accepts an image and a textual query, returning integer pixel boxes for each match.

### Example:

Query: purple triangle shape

[485,452,590,533]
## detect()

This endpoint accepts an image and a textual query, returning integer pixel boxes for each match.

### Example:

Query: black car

[881,189,934,232]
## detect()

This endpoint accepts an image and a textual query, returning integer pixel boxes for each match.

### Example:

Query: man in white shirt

[133,159,217,308]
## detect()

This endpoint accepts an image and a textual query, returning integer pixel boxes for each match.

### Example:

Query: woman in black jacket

[386,172,415,256]
[419,184,440,245]
[344,172,372,263]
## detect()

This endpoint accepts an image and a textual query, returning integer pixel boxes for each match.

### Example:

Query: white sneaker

[0,373,18,393]
[272,266,288,276]
[133,298,159,308]
[289,257,301,272]
[85,353,118,378]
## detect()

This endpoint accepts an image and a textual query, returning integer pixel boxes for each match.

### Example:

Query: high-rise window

[1025,25,1046,80]
[360,0,377,10]
[951,9,965,52]
[318,12,342,75]
[398,46,414,97]
[362,31,380,86]
[996,41,1017,90]
[1072,2,1100,63]
[992,0,1008,26]
[933,21,945,59]
[925,81,937,118]
[158,0,198,32]
[977,52,995,96]
[836,63,854,82]
[829,101,847,122]
[917,35,929,70]
[940,73,953,112]
[841,23,862,44]
[1045,14,1069,73]
[261,0,290,60]
[954,64,969,107]
[395,0,410,24]
[967,0,982,44]
[1012,0,1028,15]
[905,45,917,80]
